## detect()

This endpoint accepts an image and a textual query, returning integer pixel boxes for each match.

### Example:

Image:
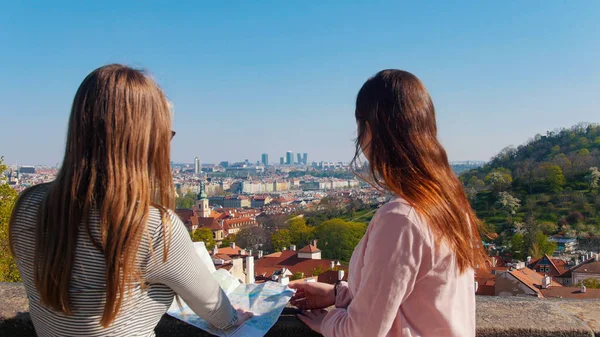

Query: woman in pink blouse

[290,70,487,337]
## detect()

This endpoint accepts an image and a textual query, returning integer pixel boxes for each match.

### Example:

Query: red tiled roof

[528,255,571,277]
[264,252,284,258]
[254,251,345,279]
[223,218,255,226]
[475,266,508,296]
[572,260,600,274]
[215,264,233,271]
[175,209,194,224]
[541,287,600,299]
[213,254,233,261]
[508,267,563,297]
[197,217,222,231]
[213,246,246,256]
[298,244,321,253]
[317,270,349,284]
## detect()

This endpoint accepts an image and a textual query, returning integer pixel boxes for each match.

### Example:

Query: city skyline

[1,2,600,165]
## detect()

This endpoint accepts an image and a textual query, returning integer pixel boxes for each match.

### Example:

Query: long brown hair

[352,69,486,273]
[10,64,175,326]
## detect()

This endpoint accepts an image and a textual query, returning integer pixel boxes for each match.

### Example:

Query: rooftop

[572,260,600,274]
[298,244,320,253]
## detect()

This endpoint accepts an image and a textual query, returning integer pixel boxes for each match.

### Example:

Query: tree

[538,222,558,235]
[236,226,268,251]
[288,217,315,248]
[586,167,600,191]
[257,214,290,233]
[576,278,600,289]
[467,176,486,191]
[271,229,292,251]
[465,187,477,203]
[190,228,216,249]
[551,154,572,175]
[311,265,324,277]
[542,164,565,193]
[220,234,236,248]
[291,272,304,281]
[510,233,526,261]
[176,191,197,209]
[485,169,512,194]
[530,232,557,258]
[316,218,366,262]
[0,156,20,282]
[495,192,521,221]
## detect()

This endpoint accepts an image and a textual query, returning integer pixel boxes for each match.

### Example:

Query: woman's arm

[334,281,352,309]
[145,211,238,329]
[320,211,430,337]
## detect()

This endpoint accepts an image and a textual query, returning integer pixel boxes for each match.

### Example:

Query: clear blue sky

[1,1,599,166]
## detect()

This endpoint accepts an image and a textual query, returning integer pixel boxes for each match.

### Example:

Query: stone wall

[1,283,599,336]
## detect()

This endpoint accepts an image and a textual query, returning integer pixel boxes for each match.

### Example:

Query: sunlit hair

[351,69,487,273]
[10,64,175,327]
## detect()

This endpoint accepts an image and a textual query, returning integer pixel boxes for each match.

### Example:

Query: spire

[198,181,208,200]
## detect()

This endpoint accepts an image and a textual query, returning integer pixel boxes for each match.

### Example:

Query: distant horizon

[2,1,599,166]
[2,121,597,167]
[4,159,490,168]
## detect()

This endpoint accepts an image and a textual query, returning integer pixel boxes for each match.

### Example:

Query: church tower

[196,181,211,218]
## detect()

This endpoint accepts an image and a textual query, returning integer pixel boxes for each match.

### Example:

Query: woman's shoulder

[19,182,51,201]
[370,197,432,245]
[146,206,186,238]
[12,183,51,218]
[377,197,414,217]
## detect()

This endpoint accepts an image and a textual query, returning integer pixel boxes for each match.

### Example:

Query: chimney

[257,250,263,259]
[526,256,531,265]
[491,257,497,268]
[239,249,243,256]
[283,247,287,251]
[245,256,255,284]
[595,253,599,262]
[213,245,218,255]
[278,276,289,286]
[313,240,318,248]
[290,245,296,251]
[230,242,236,249]
[330,261,335,269]
[475,281,479,293]
[581,284,587,293]
[337,269,345,281]
[248,249,253,256]
[541,274,551,289]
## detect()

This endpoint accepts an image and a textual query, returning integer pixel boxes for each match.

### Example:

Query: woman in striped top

[9,64,252,336]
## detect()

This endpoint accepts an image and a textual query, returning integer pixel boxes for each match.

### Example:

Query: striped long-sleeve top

[10,183,238,336]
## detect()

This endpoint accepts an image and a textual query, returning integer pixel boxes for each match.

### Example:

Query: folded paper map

[167,242,295,337]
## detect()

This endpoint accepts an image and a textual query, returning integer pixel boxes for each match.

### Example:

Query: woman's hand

[289,282,335,310]
[234,307,254,326]
[297,309,328,334]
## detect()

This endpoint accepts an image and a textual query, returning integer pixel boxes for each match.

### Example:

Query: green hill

[460,123,600,258]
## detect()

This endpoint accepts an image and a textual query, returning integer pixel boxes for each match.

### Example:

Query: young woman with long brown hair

[9,64,251,336]
[290,70,486,337]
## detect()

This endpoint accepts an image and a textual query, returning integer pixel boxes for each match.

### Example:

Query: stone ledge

[1,283,599,336]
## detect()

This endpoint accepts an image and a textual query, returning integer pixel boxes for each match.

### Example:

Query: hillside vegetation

[461,123,600,259]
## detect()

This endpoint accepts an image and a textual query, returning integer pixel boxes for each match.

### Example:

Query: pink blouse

[321,197,476,337]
